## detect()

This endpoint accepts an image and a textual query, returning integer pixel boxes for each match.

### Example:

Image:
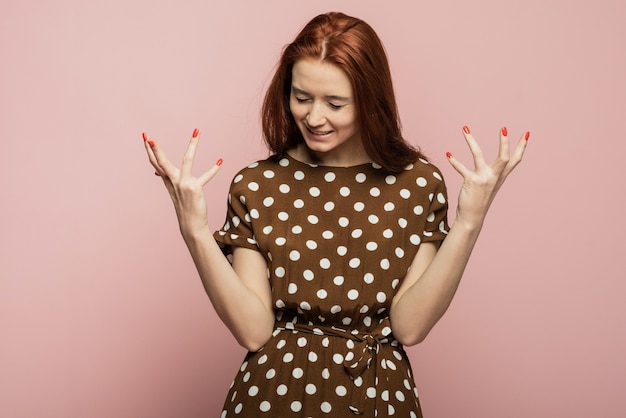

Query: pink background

[2,0,625,417]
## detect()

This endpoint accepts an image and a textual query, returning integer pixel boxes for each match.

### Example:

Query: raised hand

[446,126,529,230]
[143,129,223,235]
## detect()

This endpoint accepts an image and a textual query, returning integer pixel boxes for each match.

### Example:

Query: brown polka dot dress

[214,154,449,417]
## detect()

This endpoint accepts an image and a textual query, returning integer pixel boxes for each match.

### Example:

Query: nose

[306,101,326,127]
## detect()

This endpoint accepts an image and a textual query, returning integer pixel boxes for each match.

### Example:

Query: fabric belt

[274,318,394,414]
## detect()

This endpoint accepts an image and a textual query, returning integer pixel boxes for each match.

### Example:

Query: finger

[198,158,224,185]
[181,128,200,178]
[143,133,179,178]
[492,126,511,173]
[461,125,486,168]
[501,131,530,177]
[445,151,472,179]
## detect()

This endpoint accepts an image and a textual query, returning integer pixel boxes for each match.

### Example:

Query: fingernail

[216,158,223,166]
[142,132,148,142]
[501,126,508,136]
[148,140,155,147]
[446,152,453,159]
[525,131,530,140]
[192,128,199,138]
[154,171,160,176]
[463,126,470,134]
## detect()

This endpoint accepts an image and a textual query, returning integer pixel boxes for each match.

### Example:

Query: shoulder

[393,158,447,190]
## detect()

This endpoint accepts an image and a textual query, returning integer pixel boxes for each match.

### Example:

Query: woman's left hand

[446,126,529,230]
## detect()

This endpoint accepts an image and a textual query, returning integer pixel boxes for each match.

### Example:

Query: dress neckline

[283,152,378,171]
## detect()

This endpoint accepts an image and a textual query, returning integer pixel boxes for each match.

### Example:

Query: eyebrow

[291,86,351,102]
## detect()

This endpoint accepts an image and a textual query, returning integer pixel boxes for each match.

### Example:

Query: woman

[143,11,528,418]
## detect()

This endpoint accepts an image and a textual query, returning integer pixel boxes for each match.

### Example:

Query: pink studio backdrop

[1,1,625,417]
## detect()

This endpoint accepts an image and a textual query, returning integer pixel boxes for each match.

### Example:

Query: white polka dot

[289,250,300,261]
[382,390,390,401]
[342,317,352,325]
[308,215,319,224]
[263,170,275,178]
[321,402,332,413]
[427,212,436,222]
[380,259,390,270]
[275,237,286,246]
[366,242,378,251]
[294,170,305,180]
[360,305,370,313]
[287,283,297,294]
[351,229,363,238]
[306,240,318,250]
[339,186,351,197]
[337,246,347,256]
[257,354,268,365]
[283,353,294,362]
[309,187,321,197]
[277,384,288,395]
[305,384,317,395]
[347,289,359,300]
[297,337,307,347]
[317,289,328,299]
[330,305,341,314]
[400,189,411,199]
[322,368,330,378]
[333,276,344,285]
[320,258,331,269]
[247,182,259,191]
[259,401,271,412]
[363,316,372,327]
[335,385,348,396]
[382,326,392,336]
[385,175,397,184]
[303,270,314,281]
[332,353,344,364]
[266,368,276,379]
[396,391,406,401]
[300,301,311,310]
[263,225,273,234]
[349,258,361,268]
[364,273,375,284]
[354,202,365,211]
[292,368,304,378]
[388,404,395,415]
[416,177,427,187]
[338,217,349,227]
[278,212,289,221]
[355,173,367,183]
[370,187,381,197]
[376,292,387,303]
[234,174,243,183]
[274,267,285,278]
[398,218,408,228]
[278,159,289,167]
[293,199,304,208]
[384,202,395,211]
[322,230,334,239]
[410,234,421,245]
[392,279,400,289]
[308,351,318,362]
[242,371,250,382]
[324,201,335,211]
[279,184,290,193]
[367,387,377,398]
[263,197,274,207]
[324,172,336,182]
[234,403,243,414]
[368,214,379,224]
[248,386,259,396]
[383,229,394,238]
[433,171,442,180]
[291,401,302,412]
[413,205,424,215]
[437,192,446,204]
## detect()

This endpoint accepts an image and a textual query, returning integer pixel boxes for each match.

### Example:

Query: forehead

[291,58,353,96]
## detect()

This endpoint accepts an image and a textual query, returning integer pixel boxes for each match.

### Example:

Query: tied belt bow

[275,320,392,415]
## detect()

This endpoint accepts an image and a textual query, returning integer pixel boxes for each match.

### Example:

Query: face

[289,58,366,166]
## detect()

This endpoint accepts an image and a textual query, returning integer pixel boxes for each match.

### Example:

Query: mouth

[306,125,333,136]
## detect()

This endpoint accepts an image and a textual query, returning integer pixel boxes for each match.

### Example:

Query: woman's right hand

[143,129,223,236]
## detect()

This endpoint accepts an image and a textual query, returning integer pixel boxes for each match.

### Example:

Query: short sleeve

[421,168,449,243]
[213,171,260,256]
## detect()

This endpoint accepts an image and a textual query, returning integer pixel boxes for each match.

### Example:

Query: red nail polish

[154,171,160,176]
[463,126,470,134]
[525,131,530,140]
[501,126,508,136]
[142,132,148,142]
[148,140,155,147]
[192,128,199,138]
[216,158,223,166]
[446,152,453,159]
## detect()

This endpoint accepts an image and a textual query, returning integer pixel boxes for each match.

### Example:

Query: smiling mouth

[306,126,333,136]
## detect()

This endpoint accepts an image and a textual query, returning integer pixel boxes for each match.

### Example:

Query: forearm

[390,219,482,346]
[182,227,275,351]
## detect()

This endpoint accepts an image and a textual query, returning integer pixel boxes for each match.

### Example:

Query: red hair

[261,12,425,173]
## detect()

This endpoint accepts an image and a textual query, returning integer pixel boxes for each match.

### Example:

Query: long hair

[261,12,425,173]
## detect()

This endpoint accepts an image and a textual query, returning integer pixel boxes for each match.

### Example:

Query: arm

[143,130,274,352]
[389,127,529,346]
